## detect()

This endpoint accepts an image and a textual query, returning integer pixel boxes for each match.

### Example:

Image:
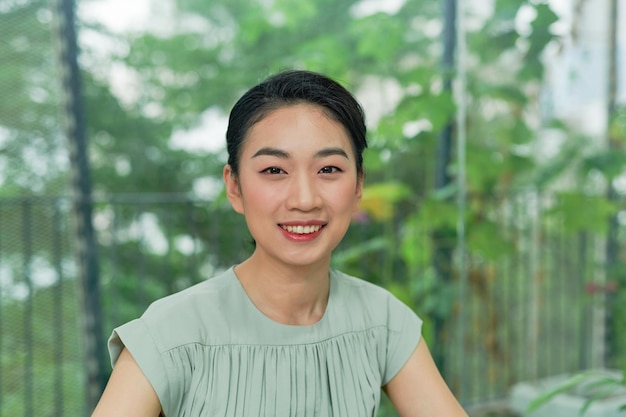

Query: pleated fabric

[109,268,422,417]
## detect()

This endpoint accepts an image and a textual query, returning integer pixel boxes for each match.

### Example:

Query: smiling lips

[278,223,326,242]
[280,224,323,234]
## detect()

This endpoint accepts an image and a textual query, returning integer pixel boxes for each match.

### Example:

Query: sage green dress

[108,267,422,417]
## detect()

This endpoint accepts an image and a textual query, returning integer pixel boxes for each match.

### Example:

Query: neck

[234,255,331,325]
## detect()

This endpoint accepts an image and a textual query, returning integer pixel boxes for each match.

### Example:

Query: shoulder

[332,269,405,306]
[144,268,235,317]
[330,270,423,384]
[331,270,421,331]
[131,268,238,350]
[333,269,387,292]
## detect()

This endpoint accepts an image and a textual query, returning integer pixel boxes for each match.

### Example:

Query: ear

[223,165,244,214]
[353,170,364,213]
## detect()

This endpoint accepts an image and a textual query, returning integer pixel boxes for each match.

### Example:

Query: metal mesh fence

[0,1,83,416]
[0,198,85,417]
[0,0,71,197]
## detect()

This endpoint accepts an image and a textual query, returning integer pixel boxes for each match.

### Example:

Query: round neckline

[229,266,336,329]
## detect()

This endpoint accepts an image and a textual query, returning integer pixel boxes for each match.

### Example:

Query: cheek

[326,181,361,209]
[240,179,280,207]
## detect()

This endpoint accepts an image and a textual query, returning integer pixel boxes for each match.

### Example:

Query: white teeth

[282,225,322,234]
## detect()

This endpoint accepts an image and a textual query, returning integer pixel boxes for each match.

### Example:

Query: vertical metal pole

[454,0,468,403]
[54,0,107,411]
[604,0,619,367]
[52,199,65,416]
[528,193,540,380]
[577,238,588,374]
[436,0,456,190]
[0,206,3,416]
[432,0,456,371]
[22,201,34,417]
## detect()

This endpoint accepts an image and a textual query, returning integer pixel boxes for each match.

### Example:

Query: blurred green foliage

[1,0,626,415]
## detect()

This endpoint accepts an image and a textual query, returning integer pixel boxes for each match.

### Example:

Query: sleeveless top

[108,267,422,417]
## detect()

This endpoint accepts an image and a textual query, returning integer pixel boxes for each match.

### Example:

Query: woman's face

[224,103,363,269]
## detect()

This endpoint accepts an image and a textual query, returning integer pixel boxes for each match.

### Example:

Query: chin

[277,253,331,269]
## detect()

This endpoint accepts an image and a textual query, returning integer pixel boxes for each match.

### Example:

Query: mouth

[279,224,325,235]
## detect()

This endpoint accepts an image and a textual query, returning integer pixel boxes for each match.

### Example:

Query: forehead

[242,104,354,154]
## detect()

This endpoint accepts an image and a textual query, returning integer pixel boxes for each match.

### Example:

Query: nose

[286,172,322,211]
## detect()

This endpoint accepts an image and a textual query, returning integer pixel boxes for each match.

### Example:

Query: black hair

[225,70,368,176]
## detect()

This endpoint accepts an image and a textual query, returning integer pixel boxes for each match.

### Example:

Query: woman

[91,70,468,417]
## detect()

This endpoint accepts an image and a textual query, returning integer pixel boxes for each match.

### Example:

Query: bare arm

[383,339,468,417]
[91,348,163,417]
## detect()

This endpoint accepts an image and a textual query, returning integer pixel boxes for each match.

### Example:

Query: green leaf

[349,14,405,63]
[360,182,412,220]
[527,373,592,413]
[581,150,626,180]
[520,3,560,80]
[580,384,620,415]
[467,220,515,260]
[609,106,626,142]
[547,192,619,234]
[332,237,390,266]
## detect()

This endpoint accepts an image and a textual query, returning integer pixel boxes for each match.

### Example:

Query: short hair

[225,70,368,175]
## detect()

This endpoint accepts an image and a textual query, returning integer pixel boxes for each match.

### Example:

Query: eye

[261,167,286,175]
[319,166,342,174]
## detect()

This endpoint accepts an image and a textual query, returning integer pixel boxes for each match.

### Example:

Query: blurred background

[1,0,625,416]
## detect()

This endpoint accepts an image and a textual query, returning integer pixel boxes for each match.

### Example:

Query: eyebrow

[251,147,350,159]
